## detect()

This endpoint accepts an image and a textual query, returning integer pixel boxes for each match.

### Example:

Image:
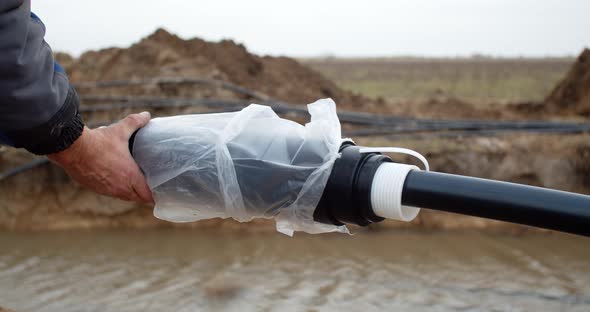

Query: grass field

[302,57,574,104]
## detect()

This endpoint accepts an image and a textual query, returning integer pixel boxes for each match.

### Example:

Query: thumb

[115,111,151,138]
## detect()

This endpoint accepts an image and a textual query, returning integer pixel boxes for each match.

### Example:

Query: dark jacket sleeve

[0,0,84,155]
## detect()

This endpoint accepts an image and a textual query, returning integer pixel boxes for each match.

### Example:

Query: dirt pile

[57,28,366,108]
[391,96,504,120]
[545,48,590,116]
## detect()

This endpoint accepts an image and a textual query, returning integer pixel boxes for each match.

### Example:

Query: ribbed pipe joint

[371,163,421,222]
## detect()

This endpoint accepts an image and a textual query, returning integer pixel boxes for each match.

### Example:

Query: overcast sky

[34,0,590,58]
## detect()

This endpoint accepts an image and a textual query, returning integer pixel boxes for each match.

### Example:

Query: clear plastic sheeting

[132,99,347,235]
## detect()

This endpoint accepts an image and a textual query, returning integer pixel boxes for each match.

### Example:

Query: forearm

[47,126,91,166]
[0,0,84,154]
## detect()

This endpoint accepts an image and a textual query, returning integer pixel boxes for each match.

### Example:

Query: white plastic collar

[359,146,429,222]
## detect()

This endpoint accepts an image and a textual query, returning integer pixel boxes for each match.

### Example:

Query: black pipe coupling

[314,141,392,226]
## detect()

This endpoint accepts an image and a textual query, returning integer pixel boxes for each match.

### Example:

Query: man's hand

[47,112,154,203]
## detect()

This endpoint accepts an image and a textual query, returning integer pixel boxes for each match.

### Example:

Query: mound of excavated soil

[545,48,590,116]
[56,28,367,109]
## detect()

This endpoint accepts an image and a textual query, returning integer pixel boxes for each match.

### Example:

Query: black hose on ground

[77,96,590,134]
[0,158,50,181]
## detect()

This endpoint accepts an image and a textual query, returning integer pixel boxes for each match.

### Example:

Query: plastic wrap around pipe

[132,99,347,236]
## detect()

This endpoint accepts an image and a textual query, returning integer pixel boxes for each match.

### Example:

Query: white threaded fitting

[371,162,421,222]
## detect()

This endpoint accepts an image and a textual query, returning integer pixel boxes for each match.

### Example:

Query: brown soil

[387,96,504,120]
[545,49,590,116]
[56,28,367,109]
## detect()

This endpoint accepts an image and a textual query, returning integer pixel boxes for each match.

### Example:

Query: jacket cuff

[6,86,85,155]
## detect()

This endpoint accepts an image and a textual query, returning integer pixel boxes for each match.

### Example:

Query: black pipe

[129,134,590,237]
[402,170,590,237]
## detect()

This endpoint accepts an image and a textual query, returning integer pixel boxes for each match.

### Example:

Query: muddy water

[0,229,589,312]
